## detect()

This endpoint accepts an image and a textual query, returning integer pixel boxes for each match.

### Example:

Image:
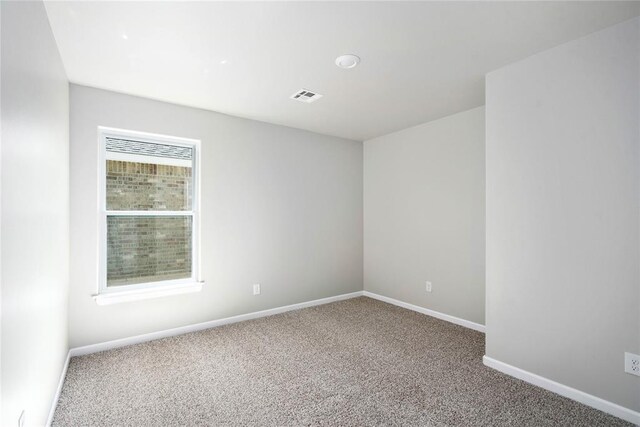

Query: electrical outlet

[253,284,261,295]
[625,352,640,376]
[425,281,432,293]
[18,410,25,427]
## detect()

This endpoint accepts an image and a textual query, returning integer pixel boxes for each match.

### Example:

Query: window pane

[106,160,192,211]
[107,216,192,287]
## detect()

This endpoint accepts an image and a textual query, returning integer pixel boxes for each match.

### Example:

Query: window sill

[94,282,203,306]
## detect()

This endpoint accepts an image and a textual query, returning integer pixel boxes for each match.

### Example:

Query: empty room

[1,1,639,426]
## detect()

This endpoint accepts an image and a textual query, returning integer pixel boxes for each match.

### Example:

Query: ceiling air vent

[290,89,323,103]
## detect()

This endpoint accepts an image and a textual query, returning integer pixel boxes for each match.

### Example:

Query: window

[97,127,201,303]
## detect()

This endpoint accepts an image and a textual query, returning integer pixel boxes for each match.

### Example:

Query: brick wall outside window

[106,160,192,211]
[106,160,193,286]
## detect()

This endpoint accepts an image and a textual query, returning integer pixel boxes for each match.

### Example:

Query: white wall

[69,85,363,348]
[1,2,70,426]
[364,107,485,325]
[486,18,639,411]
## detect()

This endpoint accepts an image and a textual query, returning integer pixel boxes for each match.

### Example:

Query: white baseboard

[46,350,70,427]
[69,291,364,357]
[483,355,640,425]
[362,291,485,333]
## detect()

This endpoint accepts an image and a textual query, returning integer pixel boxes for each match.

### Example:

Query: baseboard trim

[69,291,364,357]
[362,291,485,333]
[46,350,71,426]
[483,355,640,425]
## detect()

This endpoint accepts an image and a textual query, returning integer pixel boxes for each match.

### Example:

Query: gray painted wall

[1,2,70,425]
[486,18,639,411]
[69,85,363,348]
[364,107,485,325]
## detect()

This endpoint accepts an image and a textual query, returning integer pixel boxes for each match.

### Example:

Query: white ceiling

[45,1,640,141]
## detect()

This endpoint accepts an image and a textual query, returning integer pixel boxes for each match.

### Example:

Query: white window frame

[96,126,202,303]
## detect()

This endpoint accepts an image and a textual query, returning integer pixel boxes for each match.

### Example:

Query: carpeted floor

[53,297,631,426]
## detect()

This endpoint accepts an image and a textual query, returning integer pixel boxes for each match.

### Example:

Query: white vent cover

[290,89,323,103]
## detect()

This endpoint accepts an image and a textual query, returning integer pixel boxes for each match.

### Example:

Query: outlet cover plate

[625,352,640,376]
[425,281,432,292]
[253,284,261,295]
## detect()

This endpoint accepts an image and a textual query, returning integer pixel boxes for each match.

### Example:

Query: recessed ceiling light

[121,33,128,40]
[220,59,228,65]
[335,54,360,69]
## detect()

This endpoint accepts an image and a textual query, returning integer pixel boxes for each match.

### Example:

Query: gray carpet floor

[53,297,631,426]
